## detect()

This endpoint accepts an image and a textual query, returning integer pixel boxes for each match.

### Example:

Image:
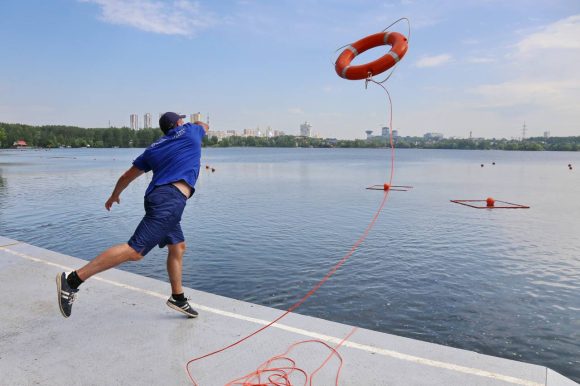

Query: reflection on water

[0,168,7,219]
[0,148,579,382]
[0,169,6,209]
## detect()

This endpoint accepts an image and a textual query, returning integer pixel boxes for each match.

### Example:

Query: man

[56,112,209,318]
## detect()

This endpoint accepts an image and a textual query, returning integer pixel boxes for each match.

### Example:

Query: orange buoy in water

[366,184,412,192]
[451,198,529,209]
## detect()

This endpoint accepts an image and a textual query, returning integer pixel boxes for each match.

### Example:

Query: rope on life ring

[335,31,408,80]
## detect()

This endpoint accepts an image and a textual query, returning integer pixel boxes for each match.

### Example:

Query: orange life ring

[335,32,408,80]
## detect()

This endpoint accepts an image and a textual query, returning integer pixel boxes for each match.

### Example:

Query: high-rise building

[300,121,312,137]
[130,114,139,130]
[365,130,373,140]
[392,129,399,138]
[382,127,390,137]
[424,132,444,140]
[144,113,152,129]
[243,128,257,137]
[191,112,202,123]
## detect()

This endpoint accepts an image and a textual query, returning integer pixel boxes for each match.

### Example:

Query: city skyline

[121,113,551,141]
[97,112,566,140]
[1,1,578,139]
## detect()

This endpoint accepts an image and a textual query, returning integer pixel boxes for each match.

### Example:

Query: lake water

[1,147,579,382]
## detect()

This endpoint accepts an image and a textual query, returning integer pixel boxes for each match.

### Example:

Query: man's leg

[56,243,143,318]
[167,242,186,294]
[166,241,198,318]
[77,243,143,281]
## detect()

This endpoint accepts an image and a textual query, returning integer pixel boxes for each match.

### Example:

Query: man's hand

[105,195,120,211]
[194,121,209,133]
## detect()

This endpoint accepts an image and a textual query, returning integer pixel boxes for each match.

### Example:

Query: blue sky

[1,0,579,139]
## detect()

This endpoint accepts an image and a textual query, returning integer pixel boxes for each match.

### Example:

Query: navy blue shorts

[128,184,187,256]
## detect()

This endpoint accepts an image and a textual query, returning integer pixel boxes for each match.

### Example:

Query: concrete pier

[0,236,577,385]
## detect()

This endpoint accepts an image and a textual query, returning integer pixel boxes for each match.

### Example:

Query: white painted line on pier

[0,242,21,248]
[0,245,544,386]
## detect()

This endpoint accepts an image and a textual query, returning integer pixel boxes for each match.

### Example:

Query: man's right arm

[105,166,145,211]
[194,121,209,135]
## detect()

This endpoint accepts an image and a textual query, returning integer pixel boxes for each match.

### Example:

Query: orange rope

[225,328,357,386]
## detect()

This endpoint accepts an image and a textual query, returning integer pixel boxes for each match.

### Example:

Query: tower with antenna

[522,121,527,141]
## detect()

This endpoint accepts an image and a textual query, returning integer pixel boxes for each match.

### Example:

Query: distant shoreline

[1,122,578,151]
[2,145,580,153]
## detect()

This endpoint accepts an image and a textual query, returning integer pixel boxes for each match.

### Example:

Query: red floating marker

[366,183,413,192]
[451,199,529,209]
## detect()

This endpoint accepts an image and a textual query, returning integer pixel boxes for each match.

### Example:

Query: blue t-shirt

[133,123,206,197]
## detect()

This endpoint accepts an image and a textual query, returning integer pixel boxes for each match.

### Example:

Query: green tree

[0,127,6,147]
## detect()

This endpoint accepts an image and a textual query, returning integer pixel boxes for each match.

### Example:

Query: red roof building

[13,139,28,148]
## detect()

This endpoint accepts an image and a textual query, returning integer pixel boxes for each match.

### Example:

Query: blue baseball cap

[159,112,186,133]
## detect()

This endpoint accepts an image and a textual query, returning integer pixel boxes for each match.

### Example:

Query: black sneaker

[56,272,79,318]
[166,296,198,318]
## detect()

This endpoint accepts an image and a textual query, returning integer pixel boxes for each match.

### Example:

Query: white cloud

[414,54,452,68]
[472,80,580,112]
[513,14,580,56]
[79,0,215,36]
[466,56,496,64]
[472,14,580,115]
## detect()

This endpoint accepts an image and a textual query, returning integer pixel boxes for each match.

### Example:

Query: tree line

[1,122,578,151]
[0,123,161,148]
[390,136,580,151]
[205,134,579,151]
